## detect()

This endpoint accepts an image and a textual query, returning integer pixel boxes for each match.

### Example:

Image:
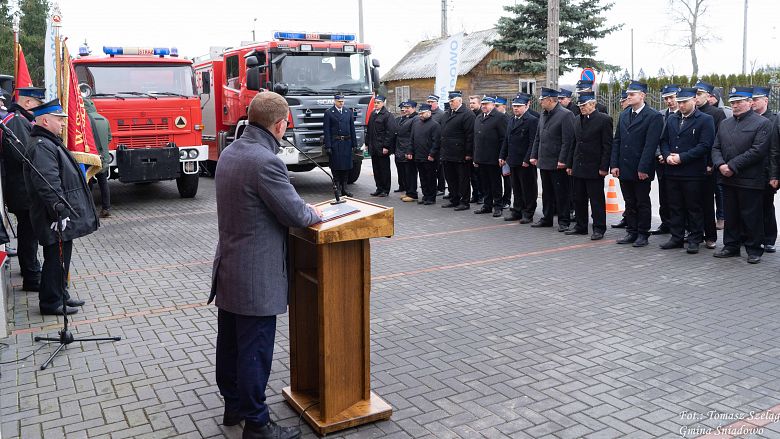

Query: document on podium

[318,202,360,223]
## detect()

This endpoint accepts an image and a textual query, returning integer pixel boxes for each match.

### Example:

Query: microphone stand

[286,140,345,205]
[0,122,121,370]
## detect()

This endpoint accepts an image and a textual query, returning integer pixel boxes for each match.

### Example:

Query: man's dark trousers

[723,185,764,256]
[394,159,406,191]
[416,161,437,202]
[502,175,512,205]
[16,211,41,286]
[96,172,111,210]
[620,179,652,237]
[436,161,446,192]
[573,177,606,233]
[469,163,482,199]
[656,165,670,229]
[404,161,419,198]
[39,240,73,312]
[510,165,538,219]
[443,161,471,205]
[371,154,391,194]
[666,178,705,244]
[703,174,718,242]
[216,309,277,425]
[763,186,777,246]
[539,169,571,226]
[478,164,502,209]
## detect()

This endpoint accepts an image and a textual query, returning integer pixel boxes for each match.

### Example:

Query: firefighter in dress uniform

[409,103,441,205]
[712,86,772,264]
[426,94,447,195]
[651,84,682,237]
[1,86,45,291]
[694,81,727,249]
[751,86,777,253]
[658,87,716,254]
[610,81,664,248]
[323,94,357,197]
[565,92,613,240]
[25,99,99,315]
[493,96,512,209]
[366,95,393,197]
[500,95,539,224]
[472,96,507,217]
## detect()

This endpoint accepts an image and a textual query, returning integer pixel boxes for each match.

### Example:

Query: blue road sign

[581,68,596,82]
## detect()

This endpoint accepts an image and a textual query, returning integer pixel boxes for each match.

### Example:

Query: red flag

[14,44,33,99]
[63,45,102,178]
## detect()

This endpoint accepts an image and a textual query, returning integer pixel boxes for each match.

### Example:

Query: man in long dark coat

[323,94,357,197]
[25,99,99,315]
[566,93,613,240]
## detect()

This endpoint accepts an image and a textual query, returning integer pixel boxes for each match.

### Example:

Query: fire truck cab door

[223,54,241,126]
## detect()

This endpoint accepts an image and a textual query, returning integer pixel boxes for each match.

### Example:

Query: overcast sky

[56,0,778,86]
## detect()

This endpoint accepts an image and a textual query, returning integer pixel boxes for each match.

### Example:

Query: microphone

[285,138,345,205]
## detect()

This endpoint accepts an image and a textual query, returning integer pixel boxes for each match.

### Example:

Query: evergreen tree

[0,0,14,77]
[18,0,48,86]
[491,0,621,75]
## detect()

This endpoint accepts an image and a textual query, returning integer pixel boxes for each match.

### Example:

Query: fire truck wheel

[347,162,362,184]
[177,173,199,198]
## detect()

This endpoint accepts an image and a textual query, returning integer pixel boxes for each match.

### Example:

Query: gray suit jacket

[210,124,320,316]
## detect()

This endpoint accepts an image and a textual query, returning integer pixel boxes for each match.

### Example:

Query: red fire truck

[73,46,207,198]
[194,32,381,182]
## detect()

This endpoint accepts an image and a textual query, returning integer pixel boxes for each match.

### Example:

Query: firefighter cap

[17,87,45,100]
[31,98,68,117]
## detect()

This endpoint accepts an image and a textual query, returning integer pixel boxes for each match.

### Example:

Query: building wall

[383,49,543,115]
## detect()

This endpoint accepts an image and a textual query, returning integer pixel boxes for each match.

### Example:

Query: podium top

[290,197,394,244]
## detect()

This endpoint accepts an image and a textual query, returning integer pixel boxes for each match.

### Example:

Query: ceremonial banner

[13,44,33,99]
[61,43,102,179]
[433,32,464,108]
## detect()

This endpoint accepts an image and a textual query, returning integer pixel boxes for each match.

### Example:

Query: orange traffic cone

[606,178,623,213]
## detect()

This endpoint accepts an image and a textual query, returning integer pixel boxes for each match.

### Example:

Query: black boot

[242,420,301,439]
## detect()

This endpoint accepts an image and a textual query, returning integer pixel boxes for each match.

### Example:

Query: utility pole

[252,18,257,41]
[441,0,448,38]
[742,0,748,75]
[546,0,560,89]
[358,0,365,42]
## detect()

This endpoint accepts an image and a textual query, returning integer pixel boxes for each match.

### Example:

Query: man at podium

[209,92,322,439]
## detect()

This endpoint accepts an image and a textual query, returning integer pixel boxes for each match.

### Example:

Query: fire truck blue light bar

[273,32,356,42]
[102,47,171,56]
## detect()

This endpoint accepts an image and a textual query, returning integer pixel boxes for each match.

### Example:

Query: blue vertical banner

[434,32,464,108]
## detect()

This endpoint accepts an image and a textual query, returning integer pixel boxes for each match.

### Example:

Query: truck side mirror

[201,72,211,94]
[246,56,259,68]
[372,58,380,68]
[273,83,288,96]
[246,66,261,91]
[372,67,380,91]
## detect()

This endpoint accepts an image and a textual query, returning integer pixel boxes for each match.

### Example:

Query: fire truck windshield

[74,64,197,97]
[273,52,370,95]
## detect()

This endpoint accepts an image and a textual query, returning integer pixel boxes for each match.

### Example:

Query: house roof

[381,29,497,82]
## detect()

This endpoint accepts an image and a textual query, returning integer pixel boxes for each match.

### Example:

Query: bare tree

[665,0,716,77]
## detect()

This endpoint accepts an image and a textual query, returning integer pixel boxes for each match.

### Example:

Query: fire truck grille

[116,135,173,148]
[300,109,326,125]
[116,119,169,132]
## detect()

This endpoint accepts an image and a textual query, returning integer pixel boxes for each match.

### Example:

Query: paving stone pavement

[2,160,780,439]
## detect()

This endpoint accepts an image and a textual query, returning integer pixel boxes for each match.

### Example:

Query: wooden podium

[284,197,394,435]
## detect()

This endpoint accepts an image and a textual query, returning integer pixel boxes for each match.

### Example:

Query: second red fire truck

[194,31,381,183]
